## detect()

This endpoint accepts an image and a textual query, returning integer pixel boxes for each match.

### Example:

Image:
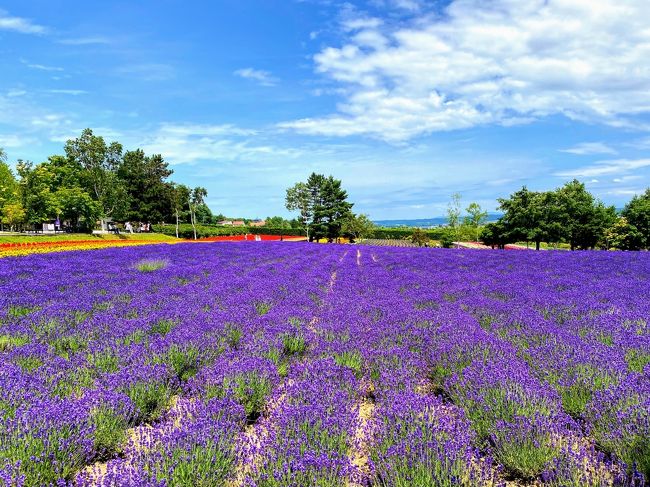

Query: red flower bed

[196,235,305,242]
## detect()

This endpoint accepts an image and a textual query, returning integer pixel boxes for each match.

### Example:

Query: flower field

[0,243,648,486]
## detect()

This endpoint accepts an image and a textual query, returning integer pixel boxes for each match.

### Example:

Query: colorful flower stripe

[196,234,306,242]
[0,240,169,258]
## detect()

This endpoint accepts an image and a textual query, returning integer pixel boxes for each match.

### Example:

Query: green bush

[152,223,305,239]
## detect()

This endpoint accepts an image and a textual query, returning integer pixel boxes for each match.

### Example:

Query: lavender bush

[0,243,647,486]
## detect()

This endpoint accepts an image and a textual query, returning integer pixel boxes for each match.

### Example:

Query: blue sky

[1,0,649,219]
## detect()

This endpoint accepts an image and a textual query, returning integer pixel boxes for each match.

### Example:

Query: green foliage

[87,349,120,373]
[124,380,173,424]
[156,344,200,382]
[494,180,617,250]
[52,334,87,359]
[14,354,43,372]
[333,350,363,377]
[621,189,650,249]
[341,213,375,241]
[224,323,243,349]
[492,424,558,479]
[206,372,272,421]
[0,334,29,351]
[162,441,236,486]
[118,149,174,223]
[625,349,650,373]
[91,406,129,459]
[604,216,645,250]
[136,259,168,272]
[281,333,307,357]
[254,301,271,316]
[286,173,353,241]
[0,425,90,486]
[410,228,430,247]
[7,304,39,318]
[149,318,177,336]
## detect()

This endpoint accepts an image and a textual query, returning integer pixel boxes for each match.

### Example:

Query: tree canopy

[0,129,213,232]
[286,173,353,241]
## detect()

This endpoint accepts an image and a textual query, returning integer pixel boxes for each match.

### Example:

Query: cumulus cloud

[0,10,46,34]
[282,0,650,141]
[560,142,617,156]
[234,68,278,87]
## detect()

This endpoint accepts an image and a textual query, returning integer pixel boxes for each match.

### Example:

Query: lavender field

[0,243,648,487]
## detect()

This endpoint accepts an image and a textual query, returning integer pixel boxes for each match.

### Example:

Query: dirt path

[356,249,362,266]
[346,393,375,487]
[229,381,292,486]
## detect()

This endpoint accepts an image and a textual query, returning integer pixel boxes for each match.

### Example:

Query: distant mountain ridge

[374,213,503,228]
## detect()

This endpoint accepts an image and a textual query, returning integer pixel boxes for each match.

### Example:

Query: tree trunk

[536,241,540,251]
[191,209,197,240]
[175,211,179,239]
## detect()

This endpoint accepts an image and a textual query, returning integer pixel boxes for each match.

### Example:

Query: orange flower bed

[0,240,167,258]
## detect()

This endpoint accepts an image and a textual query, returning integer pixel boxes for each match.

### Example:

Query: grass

[135,259,168,272]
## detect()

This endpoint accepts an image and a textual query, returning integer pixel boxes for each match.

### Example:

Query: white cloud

[58,36,110,45]
[116,63,175,81]
[283,0,650,141]
[6,89,26,97]
[23,62,64,72]
[560,142,617,155]
[555,159,650,178]
[138,123,301,164]
[46,89,88,96]
[0,134,37,148]
[0,10,46,34]
[234,68,278,87]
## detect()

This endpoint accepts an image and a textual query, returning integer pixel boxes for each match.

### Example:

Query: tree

[481,220,510,249]
[0,159,19,229]
[118,150,174,223]
[446,193,462,241]
[410,228,429,247]
[341,213,375,241]
[318,176,353,242]
[170,183,190,238]
[604,217,645,250]
[285,182,312,239]
[16,161,60,226]
[65,129,129,228]
[264,216,292,229]
[621,188,650,249]
[554,180,615,250]
[285,173,353,242]
[188,187,207,240]
[464,202,488,242]
[498,187,547,250]
[2,202,26,230]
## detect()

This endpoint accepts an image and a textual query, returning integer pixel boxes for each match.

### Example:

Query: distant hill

[374,213,502,228]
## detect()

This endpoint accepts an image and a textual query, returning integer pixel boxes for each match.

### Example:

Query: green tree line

[0,129,216,236]
[481,180,650,250]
